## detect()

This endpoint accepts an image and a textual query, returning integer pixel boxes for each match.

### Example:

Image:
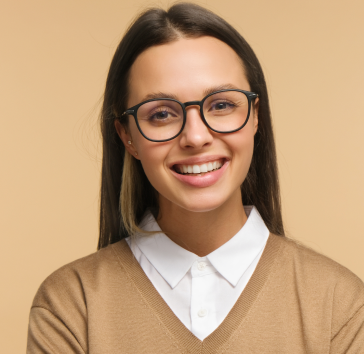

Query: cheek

[137,143,170,189]
[126,121,166,186]
[229,130,255,179]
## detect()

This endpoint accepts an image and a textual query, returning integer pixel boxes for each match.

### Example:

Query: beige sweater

[27,235,364,353]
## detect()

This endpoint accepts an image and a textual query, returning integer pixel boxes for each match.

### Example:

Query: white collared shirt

[125,206,269,341]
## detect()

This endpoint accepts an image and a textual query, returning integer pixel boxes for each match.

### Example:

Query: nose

[179,105,213,150]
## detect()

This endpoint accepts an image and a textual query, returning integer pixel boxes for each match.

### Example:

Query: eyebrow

[203,84,241,97]
[140,92,179,102]
[139,84,242,103]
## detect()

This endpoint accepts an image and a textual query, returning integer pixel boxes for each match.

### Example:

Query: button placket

[191,266,211,340]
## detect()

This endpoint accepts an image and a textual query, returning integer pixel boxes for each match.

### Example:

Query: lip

[170,159,230,188]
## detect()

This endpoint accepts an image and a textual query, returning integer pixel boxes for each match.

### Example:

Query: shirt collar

[206,206,269,286]
[133,206,269,288]
[134,214,197,288]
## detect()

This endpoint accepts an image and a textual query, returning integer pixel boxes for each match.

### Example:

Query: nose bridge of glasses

[183,100,202,108]
[180,100,213,145]
[182,100,211,136]
[183,101,203,120]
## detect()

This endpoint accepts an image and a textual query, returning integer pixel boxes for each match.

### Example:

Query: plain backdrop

[1,0,363,352]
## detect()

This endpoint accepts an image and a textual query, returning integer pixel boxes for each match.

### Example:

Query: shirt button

[197,262,206,271]
[198,308,207,317]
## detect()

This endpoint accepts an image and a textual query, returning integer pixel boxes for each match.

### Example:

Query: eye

[149,108,177,121]
[212,101,234,110]
[209,100,236,112]
[137,100,183,126]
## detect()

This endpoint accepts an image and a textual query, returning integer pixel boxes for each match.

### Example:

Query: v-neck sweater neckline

[111,233,282,353]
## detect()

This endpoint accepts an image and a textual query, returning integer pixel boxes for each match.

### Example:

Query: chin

[172,195,229,213]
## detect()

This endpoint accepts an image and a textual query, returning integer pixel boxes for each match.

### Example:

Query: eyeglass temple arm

[121,109,135,116]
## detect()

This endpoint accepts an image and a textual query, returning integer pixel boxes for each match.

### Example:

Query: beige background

[1,0,363,352]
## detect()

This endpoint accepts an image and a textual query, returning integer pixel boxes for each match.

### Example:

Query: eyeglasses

[121,89,258,142]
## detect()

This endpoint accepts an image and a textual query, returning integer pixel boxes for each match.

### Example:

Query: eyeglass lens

[136,90,250,141]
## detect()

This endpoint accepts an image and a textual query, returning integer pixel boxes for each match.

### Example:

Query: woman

[27,3,364,353]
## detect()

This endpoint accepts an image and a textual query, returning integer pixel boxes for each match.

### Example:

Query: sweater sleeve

[330,304,364,353]
[27,307,85,354]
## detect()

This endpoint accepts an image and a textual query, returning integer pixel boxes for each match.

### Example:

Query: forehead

[128,36,249,105]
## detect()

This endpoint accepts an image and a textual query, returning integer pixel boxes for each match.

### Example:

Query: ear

[252,97,259,135]
[114,120,140,159]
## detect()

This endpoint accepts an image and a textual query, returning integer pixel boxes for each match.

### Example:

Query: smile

[170,158,229,188]
[174,159,224,175]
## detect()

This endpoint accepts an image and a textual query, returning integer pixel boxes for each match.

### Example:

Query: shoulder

[272,235,364,336]
[28,241,133,352]
[31,240,130,310]
[276,235,364,289]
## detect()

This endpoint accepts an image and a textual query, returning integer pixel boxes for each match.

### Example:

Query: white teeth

[200,164,208,173]
[176,160,224,175]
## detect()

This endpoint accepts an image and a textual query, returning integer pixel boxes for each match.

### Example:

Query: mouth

[172,158,226,176]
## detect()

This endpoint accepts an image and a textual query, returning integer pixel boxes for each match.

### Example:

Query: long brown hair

[98,2,284,249]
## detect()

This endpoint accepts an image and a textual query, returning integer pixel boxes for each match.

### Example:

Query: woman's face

[116,36,258,213]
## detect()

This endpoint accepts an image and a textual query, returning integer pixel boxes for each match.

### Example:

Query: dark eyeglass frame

[121,89,259,142]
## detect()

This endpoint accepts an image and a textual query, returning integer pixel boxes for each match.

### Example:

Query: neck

[157,190,247,257]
